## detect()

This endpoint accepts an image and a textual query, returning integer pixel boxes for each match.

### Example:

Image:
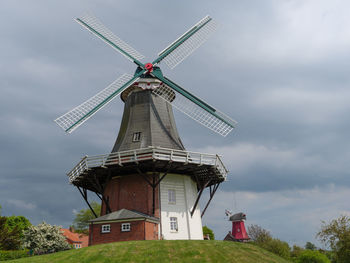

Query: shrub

[261,238,290,259]
[0,250,29,261]
[22,222,71,254]
[297,249,330,263]
[291,244,304,259]
[203,226,215,240]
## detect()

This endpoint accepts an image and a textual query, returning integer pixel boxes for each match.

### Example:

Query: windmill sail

[76,13,145,66]
[55,73,139,133]
[153,15,218,69]
[152,75,236,137]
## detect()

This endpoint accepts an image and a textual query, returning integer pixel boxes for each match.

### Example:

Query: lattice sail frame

[55,74,136,133]
[55,14,237,136]
[152,84,236,137]
[76,13,145,63]
[156,16,218,69]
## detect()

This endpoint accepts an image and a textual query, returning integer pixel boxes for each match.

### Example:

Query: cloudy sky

[1,0,349,247]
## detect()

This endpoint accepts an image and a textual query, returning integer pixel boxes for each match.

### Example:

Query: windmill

[56,13,236,244]
[224,210,250,242]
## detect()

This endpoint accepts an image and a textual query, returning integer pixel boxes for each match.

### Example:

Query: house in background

[61,227,88,248]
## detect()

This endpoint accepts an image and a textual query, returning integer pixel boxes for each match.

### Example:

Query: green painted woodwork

[152,17,212,65]
[151,70,235,127]
[65,70,146,132]
[76,18,145,68]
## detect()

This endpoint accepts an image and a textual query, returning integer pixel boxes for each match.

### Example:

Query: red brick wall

[90,220,159,245]
[101,174,159,218]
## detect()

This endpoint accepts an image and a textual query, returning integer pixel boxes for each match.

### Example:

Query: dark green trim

[77,18,145,68]
[152,71,235,128]
[66,71,146,132]
[152,17,212,65]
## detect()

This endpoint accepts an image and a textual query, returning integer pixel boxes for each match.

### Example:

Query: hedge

[0,250,30,261]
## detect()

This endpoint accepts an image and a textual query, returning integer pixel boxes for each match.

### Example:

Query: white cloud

[196,142,320,174]
[7,199,37,210]
[222,0,350,65]
[253,88,350,125]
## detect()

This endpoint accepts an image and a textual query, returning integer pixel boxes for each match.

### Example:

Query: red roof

[61,229,89,247]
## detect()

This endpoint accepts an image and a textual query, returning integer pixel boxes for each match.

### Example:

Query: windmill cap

[121,78,175,102]
[229,212,246,222]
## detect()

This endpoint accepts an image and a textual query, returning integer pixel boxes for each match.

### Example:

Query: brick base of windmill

[223,210,250,242]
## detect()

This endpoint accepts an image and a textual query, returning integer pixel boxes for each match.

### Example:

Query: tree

[247,224,272,243]
[317,215,350,263]
[0,216,21,250]
[202,226,215,240]
[73,201,101,231]
[5,216,31,238]
[305,241,317,250]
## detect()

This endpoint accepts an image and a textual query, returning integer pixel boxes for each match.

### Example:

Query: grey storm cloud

[1,0,349,245]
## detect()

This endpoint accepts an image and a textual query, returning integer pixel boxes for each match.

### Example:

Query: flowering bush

[22,222,71,254]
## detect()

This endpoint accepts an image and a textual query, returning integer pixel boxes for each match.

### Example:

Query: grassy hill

[8,240,291,263]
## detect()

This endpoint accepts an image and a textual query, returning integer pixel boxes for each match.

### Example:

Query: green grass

[7,240,291,263]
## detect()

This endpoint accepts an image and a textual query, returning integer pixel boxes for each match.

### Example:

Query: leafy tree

[73,201,101,231]
[317,215,350,263]
[247,224,272,244]
[291,244,304,259]
[297,249,330,263]
[5,215,31,238]
[0,216,21,250]
[0,204,2,216]
[22,222,71,254]
[305,241,317,250]
[202,226,215,240]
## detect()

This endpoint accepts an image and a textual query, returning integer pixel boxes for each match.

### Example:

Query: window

[170,217,178,232]
[168,189,176,204]
[101,224,110,233]
[132,132,141,142]
[121,223,131,232]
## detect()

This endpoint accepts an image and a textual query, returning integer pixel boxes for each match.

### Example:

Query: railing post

[185,152,189,164]
[134,150,139,164]
[118,152,122,166]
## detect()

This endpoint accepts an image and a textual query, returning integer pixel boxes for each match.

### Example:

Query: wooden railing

[67,146,228,183]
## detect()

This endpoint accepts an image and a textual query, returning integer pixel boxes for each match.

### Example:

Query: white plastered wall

[160,173,203,240]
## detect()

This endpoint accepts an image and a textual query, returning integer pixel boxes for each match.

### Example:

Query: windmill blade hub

[145,63,154,73]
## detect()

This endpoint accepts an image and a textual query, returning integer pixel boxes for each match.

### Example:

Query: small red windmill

[224,210,250,242]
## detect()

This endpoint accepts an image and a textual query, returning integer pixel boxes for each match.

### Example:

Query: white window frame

[170,217,178,232]
[168,189,176,204]
[101,224,111,233]
[121,223,131,232]
[132,132,141,142]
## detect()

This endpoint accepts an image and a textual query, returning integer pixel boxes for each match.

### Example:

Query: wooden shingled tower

[55,13,237,245]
